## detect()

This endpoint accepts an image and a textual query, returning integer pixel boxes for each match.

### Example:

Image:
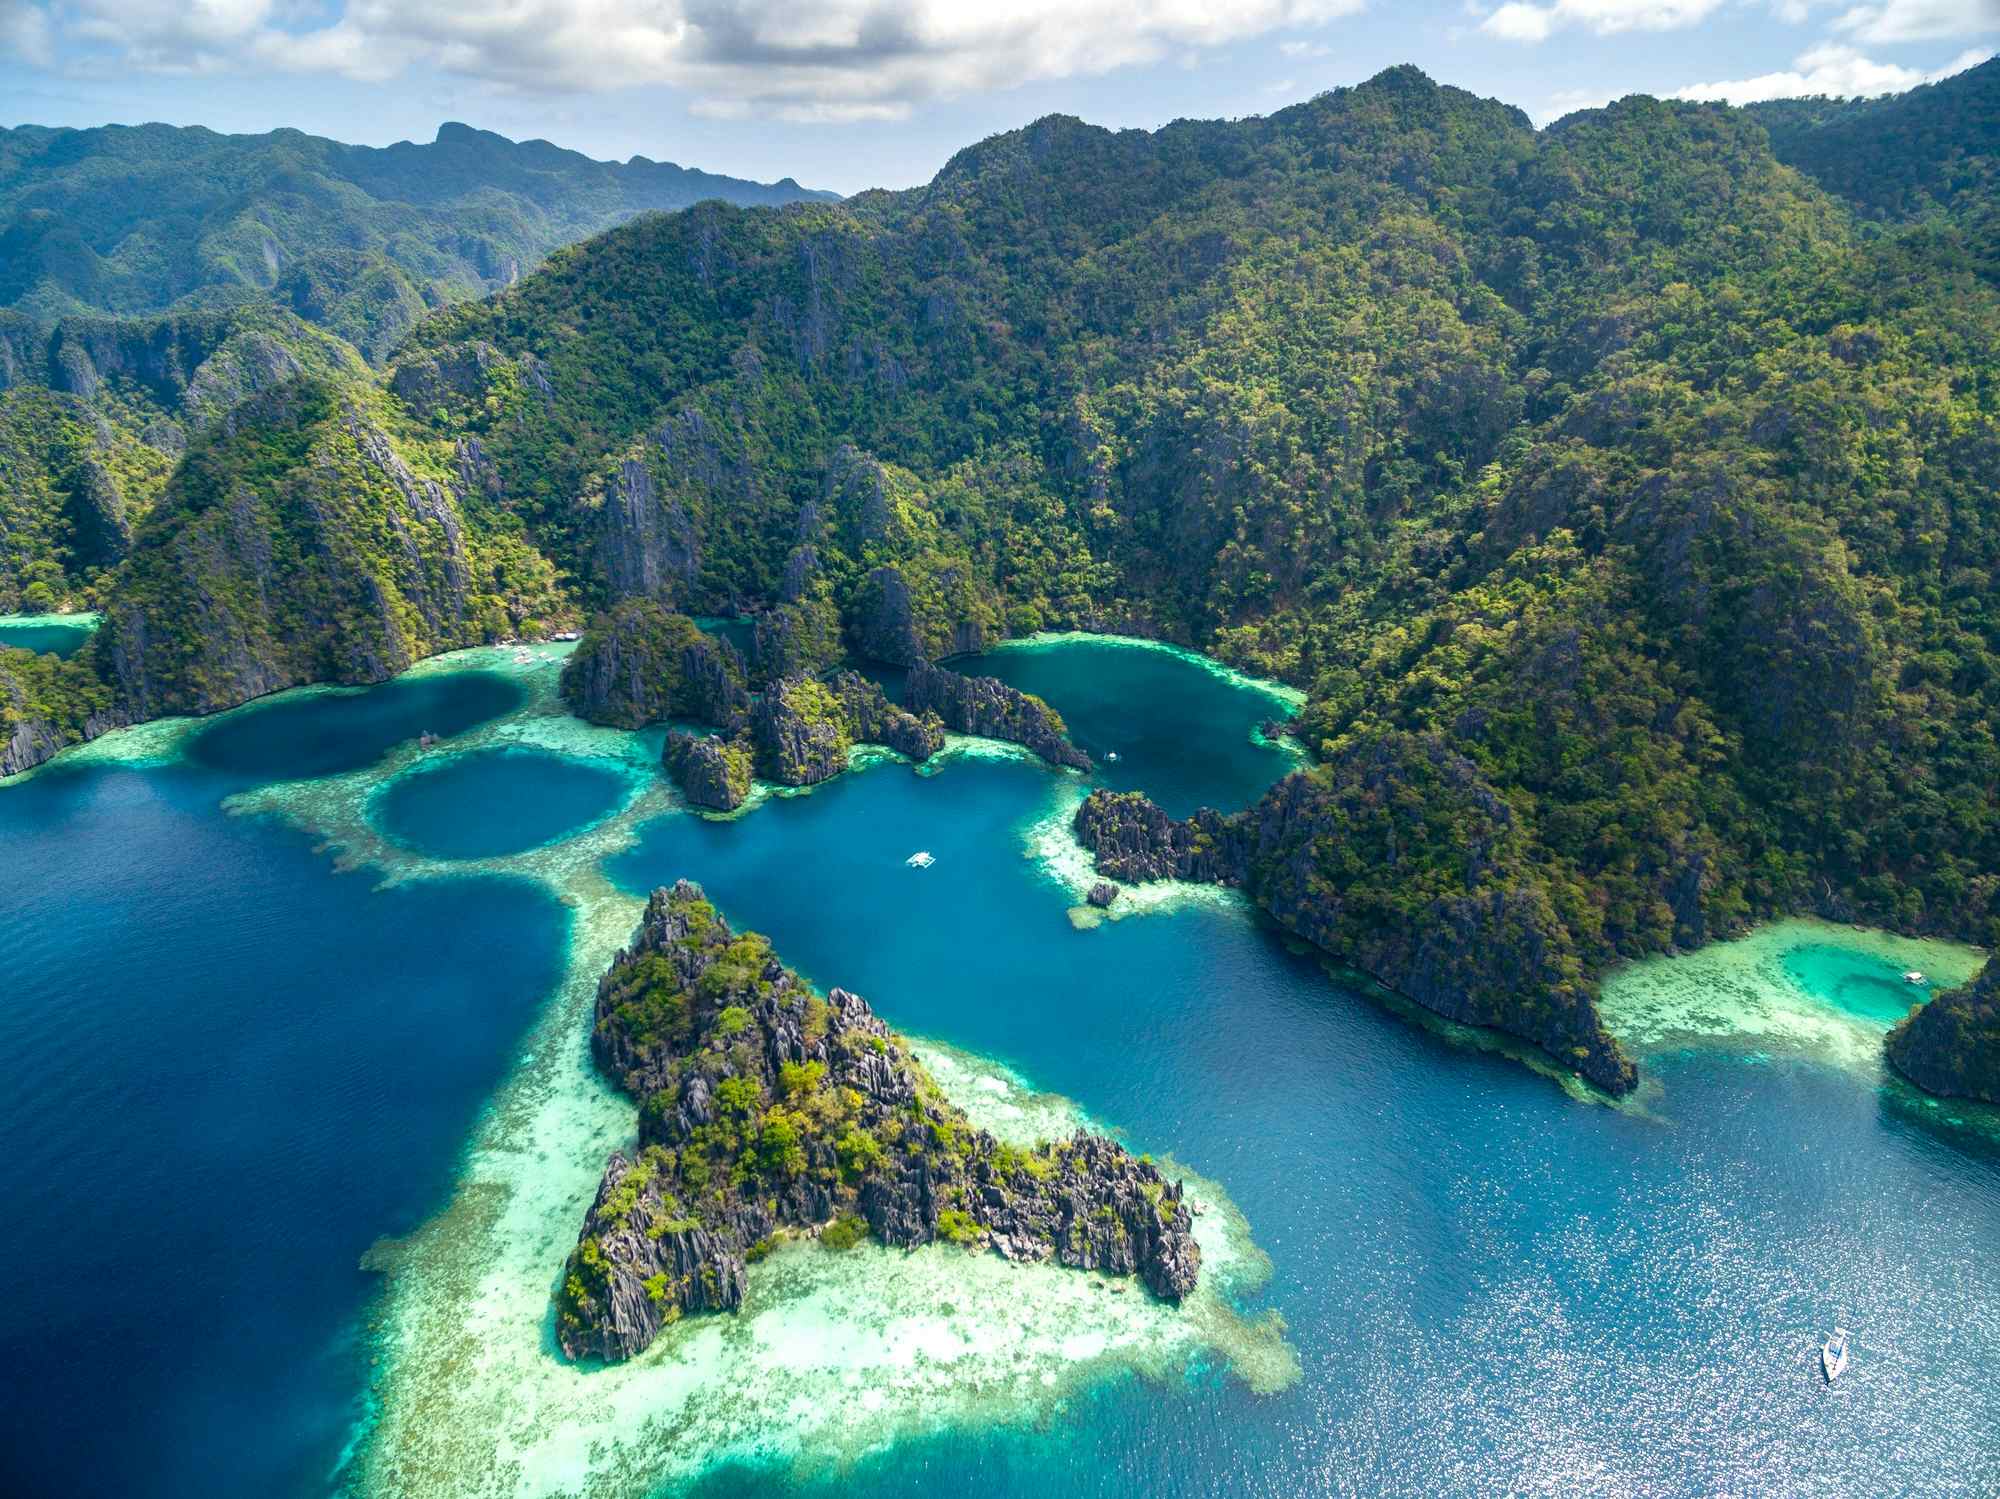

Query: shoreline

[155,645,1292,1497]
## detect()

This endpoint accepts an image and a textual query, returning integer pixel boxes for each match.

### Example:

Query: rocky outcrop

[556,882,1200,1362]
[560,600,750,730]
[751,597,844,684]
[829,670,944,762]
[1072,734,1639,1097]
[101,382,528,721]
[1087,881,1120,909]
[0,645,124,778]
[61,459,130,568]
[663,730,754,811]
[905,660,1091,770]
[848,564,926,666]
[1074,790,1249,885]
[751,675,852,786]
[596,455,700,605]
[1888,964,2000,1104]
[388,340,501,412]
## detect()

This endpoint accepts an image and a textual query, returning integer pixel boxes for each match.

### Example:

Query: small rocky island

[557,881,1200,1362]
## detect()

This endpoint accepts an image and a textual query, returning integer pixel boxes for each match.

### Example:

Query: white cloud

[1481,0,1726,42]
[0,0,52,65]
[1280,38,1333,56]
[1836,0,2000,43]
[24,0,1368,121]
[1671,39,1992,102]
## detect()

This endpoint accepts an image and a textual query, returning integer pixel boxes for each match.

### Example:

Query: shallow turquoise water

[371,745,630,860]
[1782,944,1932,1027]
[2,638,1998,1497]
[695,615,756,660]
[0,614,98,658]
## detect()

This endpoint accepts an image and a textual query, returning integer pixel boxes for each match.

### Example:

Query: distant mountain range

[0,119,837,361]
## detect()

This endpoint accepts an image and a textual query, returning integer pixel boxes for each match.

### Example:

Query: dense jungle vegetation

[8,61,2000,1092]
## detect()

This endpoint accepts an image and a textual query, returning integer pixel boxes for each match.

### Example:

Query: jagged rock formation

[556,881,1200,1362]
[663,730,753,812]
[1888,965,2000,1104]
[751,675,853,786]
[560,600,750,730]
[905,660,1090,770]
[97,379,562,720]
[1073,733,1638,1096]
[62,460,131,569]
[751,598,843,684]
[828,670,945,762]
[1075,792,1250,885]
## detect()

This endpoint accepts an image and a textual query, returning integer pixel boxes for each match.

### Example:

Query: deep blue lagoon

[185,671,525,781]
[2,638,1997,1498]
[962,635,1297,817]
[370,745,630,860]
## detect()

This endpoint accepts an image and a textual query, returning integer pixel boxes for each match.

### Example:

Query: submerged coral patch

[1599,919,1984,1078]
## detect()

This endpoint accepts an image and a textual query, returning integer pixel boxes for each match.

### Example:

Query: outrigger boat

[905,851,935,869]
[1903,971,1927,986]
[1822,1328,1851,1383]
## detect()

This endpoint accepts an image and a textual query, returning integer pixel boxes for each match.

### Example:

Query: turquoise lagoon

[0,610,100,659]
[0,637,1996,1497]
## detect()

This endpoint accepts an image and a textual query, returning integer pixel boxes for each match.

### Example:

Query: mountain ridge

[8,61,2000,1100]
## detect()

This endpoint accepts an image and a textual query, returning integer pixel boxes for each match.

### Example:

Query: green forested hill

[1752,57,2000,277]
[0,119,835,360]
[13,63,2000,1096]
[0,305,367,612]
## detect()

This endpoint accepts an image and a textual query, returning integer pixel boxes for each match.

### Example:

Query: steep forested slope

[1753,56,2000,277]
[0,306,365,611]
[0,120,833,360]
[13,65,2000,1098]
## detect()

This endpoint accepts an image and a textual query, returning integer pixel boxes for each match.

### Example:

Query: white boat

[1105,751,1120,762]
[905,851,935,869]
[1822,1328,1851,1383]
[1903,971,1927,986]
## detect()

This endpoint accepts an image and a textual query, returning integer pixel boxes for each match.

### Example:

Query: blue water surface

[186,671,525,781]
[0,690,563,1499]
[3,639,1999,1498]
[370,746,629,860]
[607,752,2000,1497]
[962,638,1294,817]
[0,615,98,659]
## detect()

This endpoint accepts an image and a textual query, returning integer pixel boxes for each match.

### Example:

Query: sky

[0,1,1994,195]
